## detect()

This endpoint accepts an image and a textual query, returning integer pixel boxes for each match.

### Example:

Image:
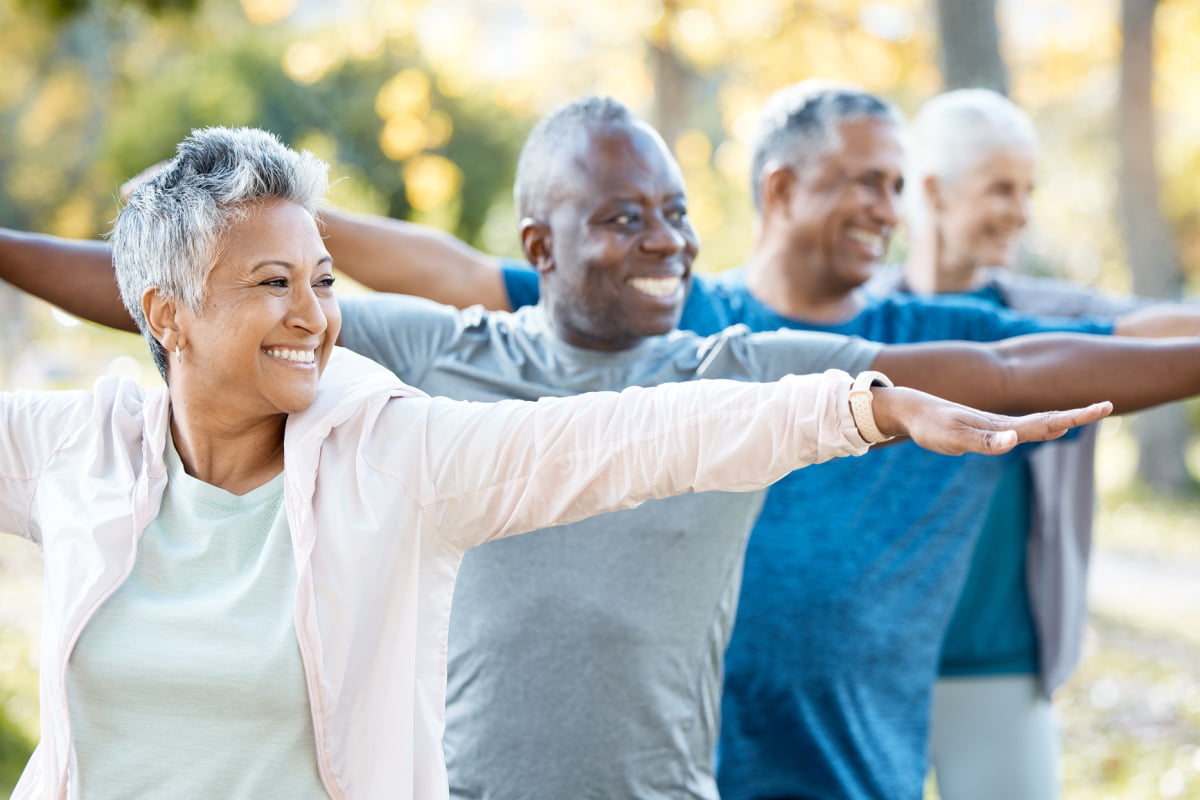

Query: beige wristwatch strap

[849,370,895,444]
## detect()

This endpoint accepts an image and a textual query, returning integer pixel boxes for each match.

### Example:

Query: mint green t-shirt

[66,434,329,799]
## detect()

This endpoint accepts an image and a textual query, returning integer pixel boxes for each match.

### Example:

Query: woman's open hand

[869,386,1113,456]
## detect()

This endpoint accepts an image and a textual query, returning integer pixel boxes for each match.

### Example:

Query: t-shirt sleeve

[338,293,467,385]
[501,260,541,310]
[706,326,883,382]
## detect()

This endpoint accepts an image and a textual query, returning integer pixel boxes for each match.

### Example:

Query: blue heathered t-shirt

[501,264,1113,800]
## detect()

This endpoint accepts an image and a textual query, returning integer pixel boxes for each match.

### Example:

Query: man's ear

[520,218,554,276]
[759,165,796,217]
[142,287,181,352]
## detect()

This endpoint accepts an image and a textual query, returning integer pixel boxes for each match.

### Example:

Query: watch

[849,370,896,444]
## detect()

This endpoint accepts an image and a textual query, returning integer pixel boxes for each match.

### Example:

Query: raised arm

[1113,303,1200,338]
[872,332,1200,415]
[115,158,513,311]
[318,208,512,310]
[0,229,135,331]
[403,368,1109,549]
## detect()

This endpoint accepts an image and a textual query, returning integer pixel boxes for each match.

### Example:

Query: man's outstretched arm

[1113,303,1200,338]
[318,209,512,310]
[873,332,1200,416]
[2,209,514,330]
[0,229,135,332]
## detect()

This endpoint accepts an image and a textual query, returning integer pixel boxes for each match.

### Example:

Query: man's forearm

[319,209,512,310]
[1114,303,1200,338]
[0,229,136,331]
[873,332,1200,415]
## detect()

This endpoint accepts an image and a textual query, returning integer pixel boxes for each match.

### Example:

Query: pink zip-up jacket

[2,347,870,800]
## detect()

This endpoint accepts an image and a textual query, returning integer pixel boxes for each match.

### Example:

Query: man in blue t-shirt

[4,96,1200,800]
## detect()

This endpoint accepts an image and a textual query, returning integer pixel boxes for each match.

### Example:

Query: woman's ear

[142,287,181,352]
[520,218,554,276]
[924,174,947,213]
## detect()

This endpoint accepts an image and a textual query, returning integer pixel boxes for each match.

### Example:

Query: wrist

[848,371,897,444]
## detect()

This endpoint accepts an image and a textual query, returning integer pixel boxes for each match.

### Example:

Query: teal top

[937,283,1040,677]
[66,433,329,799]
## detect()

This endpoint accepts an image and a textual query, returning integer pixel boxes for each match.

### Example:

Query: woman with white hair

[870,88,1149,800]
[1,125,1108,800]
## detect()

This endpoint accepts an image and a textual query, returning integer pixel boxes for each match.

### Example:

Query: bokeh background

[0,0,1197,796]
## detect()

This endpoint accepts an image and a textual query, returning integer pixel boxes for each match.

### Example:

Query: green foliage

[19,0,200,21]
[0,8,528,248]
[0,706,33,797]
[0,626,36,797]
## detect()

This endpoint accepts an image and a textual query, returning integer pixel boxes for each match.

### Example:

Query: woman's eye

[263,278,288,288]
[667,208,688,222]
[316,276,336,289]
[613,213,638,226]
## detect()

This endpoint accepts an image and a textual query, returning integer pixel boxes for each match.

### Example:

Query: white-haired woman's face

[935,144,1036,272]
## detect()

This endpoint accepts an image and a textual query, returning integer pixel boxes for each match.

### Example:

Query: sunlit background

[0,0,1198,796]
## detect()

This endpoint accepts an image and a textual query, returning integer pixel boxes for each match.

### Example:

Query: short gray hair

[903,89,1039,229]
[513,95,635,221]
[111,126,329,381]
[750,81,903,211]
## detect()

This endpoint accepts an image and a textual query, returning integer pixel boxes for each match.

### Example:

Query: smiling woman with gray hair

[0,126,1110,800]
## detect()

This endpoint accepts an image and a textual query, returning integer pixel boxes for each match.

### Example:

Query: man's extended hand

[870,386,1113,456]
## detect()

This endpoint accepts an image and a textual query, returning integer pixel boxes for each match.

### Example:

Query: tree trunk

[934,0,1009,93]
[645,0,702,153]
[1117,0,1193,492]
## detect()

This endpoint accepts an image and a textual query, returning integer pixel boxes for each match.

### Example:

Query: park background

[0,0,1197,796]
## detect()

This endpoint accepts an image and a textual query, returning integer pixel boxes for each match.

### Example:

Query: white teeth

[846,229,885,255]
[265,348,315,364]
[629,276,682,298]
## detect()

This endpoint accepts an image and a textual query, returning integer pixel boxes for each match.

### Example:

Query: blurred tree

[19,0,199,20]
[1118,0,1193,493]
[933,0,1008,93]
[0,711,33,799]
[645,1,703,153]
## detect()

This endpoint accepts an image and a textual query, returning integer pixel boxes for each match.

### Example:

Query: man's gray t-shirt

[339,293,881,800]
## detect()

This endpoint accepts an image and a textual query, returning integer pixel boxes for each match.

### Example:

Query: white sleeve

[374,370,868,550]
[0,390,90,543]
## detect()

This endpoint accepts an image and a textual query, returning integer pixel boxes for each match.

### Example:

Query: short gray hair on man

[111,126,329,381]
[513,95,635,221]
[903,88,1039,229]
[750,81,904,211]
